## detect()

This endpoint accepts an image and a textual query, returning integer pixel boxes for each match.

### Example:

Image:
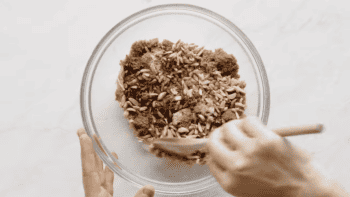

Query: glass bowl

[80,4,270,196]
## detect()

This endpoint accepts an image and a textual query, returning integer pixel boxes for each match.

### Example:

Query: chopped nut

[219,100,226,108]
[122,102,129,109]
[174,96,182,101]
[226,87,235,92]
[133,105,140,110]
[231,108,240,119]
[121,95,126,106]
[220,89,227,97]
[142,134,151,139]
[228,93,236,100]
[149,93,158,97]
[169,53,177,58]
[206,123,211,131]
[170,87,178,95]
[189,124,197,130]
[161,125,169,137]
[198,123,203,133]
[123,111,129,118]
[207,116,214,123]
[198,114,205,121]
[171,129,176,136]
[128,98,140,106]
[236,86,246,94]
[139,106,148,111]
[178,127,189,133]
[157,92,167,100]
[129,79,138,85]
[127,108,136,112]
[235,102,245,108]
[197,48,205,56]
[140,69,151,73]
[157,111,164,118]
[155,128,160,136]
[142,73,150,78]
[167,129,173,138]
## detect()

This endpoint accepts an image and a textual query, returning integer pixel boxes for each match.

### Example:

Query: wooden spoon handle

[273,124,323,137]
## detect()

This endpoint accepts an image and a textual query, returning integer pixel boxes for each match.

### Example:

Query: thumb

[134,185,155,197]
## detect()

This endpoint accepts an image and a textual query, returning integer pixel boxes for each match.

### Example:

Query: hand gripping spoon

[150,124,324,156]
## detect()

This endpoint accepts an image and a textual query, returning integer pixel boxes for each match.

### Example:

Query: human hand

[77,128,155,197]
[207,116,339,197]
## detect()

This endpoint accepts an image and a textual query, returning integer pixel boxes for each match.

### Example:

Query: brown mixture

[115,38,247,165]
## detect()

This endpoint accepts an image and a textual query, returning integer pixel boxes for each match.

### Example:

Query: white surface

[1,0,350,196]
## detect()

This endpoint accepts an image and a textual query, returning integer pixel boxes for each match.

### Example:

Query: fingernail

[142,185,155,196]
[77,128,85,137]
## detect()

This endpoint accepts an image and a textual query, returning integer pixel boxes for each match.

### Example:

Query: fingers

[78,128,97,174]
[77,128,86,138]
[111,152,119,160]
[242,117,287,160]
[93,134,108,156]
[93,145,104,174]
[77,128,100,196]
[241,116,276,139]
[207,157,229,183]
[111,152,121,170]
[207,128,240,170]
[207,158,235,194]
[92,135,104,179]
[134,185,155,197]
[103,166,114,196]
[221,120,249,149]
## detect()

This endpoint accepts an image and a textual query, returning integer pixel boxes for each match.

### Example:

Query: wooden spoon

[150,124,324,156]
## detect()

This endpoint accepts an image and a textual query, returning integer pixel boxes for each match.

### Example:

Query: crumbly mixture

[115,38,247,165]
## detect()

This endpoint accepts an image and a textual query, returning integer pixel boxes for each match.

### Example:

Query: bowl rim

[80,3,270,195]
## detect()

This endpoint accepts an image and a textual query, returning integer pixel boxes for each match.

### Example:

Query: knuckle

[230,157,248,172]
[246,142,259,156]
[258,137,277,149]
[245,116,260,126]
[208,127,220,140]
[234,163,246,172]
[260,135,283,152]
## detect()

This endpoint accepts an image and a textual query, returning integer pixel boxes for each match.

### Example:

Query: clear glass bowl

[80,4,270,196]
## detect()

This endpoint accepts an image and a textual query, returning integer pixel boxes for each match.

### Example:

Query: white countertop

[1,0,350,196]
